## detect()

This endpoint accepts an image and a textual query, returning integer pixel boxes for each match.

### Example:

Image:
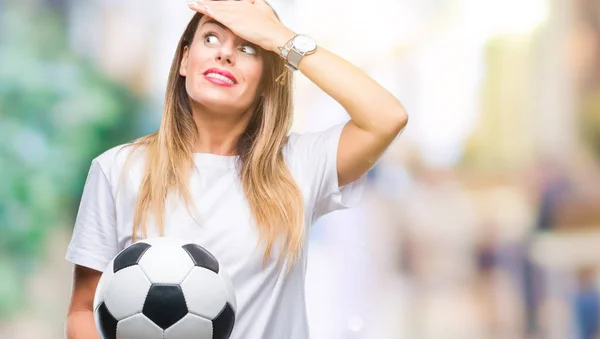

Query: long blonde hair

[121,12,304,264]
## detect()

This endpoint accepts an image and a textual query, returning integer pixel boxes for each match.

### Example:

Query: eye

[240,45,257,56]
[203,32,220,45]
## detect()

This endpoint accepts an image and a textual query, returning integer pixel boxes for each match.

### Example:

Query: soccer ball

[93,237,236,339]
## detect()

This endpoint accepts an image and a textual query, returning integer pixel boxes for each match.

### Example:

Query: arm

[65,265,102,339]
[270,30,409,187]
[189,0,409,186]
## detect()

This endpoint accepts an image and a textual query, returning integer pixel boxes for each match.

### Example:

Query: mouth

[203,68,238,87]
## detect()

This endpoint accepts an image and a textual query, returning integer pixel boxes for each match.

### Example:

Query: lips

[202,68,238,84]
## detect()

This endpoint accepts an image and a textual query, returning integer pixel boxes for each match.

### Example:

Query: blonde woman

[65,0,408,338]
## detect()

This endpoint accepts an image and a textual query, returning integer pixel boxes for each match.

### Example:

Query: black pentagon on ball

[212,303,235,339]
[142,284,188,330]
[96,302,118,339]
[113,242,151,273]
[182,243,219,273]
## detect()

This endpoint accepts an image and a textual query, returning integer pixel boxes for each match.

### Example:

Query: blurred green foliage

[0,4,145,317]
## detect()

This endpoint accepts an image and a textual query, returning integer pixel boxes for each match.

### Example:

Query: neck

[191,105,253,156]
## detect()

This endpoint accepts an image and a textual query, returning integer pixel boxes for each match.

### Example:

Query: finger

[188,1,214,16]
[253,0,276,16]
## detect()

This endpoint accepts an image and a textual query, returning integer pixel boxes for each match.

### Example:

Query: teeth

[205,73,235,85]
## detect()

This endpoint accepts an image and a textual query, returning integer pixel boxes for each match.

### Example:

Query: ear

[179,46,189,77]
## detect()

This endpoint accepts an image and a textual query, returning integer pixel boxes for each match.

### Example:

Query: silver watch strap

[286,50,303,71]
[278,35,299,71]
[278,36,295,60]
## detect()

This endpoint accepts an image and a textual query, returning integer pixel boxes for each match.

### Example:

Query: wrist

[265,26,296,54]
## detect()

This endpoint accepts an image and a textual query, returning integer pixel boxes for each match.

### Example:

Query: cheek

[184,48,215,98]
[186,46,210,76]
[243,61,265,93]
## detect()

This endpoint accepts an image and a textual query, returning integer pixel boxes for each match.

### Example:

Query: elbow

[385,106,408,137]
[360,104,408,138]
[395,108,409,132]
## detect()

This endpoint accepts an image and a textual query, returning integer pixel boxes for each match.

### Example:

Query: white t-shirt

[65,122,366,339]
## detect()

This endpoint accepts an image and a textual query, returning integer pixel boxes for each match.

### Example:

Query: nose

[215,44,235,65]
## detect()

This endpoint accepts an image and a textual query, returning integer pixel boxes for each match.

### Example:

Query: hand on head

[188,0,294,54]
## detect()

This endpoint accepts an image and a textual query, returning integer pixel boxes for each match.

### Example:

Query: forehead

[197,16,229,32]
[195,16,258,48]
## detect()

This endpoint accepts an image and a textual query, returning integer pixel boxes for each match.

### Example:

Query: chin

[186,78,255,114]
[193,90,231,105]
[189,92,251,116]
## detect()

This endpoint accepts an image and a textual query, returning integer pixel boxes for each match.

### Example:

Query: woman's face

[180,16,265,116]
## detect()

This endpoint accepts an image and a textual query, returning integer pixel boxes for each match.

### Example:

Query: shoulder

[282,123,346,188]
[282,131,307,171]
[92,142,147,184]
[94,143,132,171]
[284,123,345,152]
[282,131,302,155]
[282,122,366,218]
[283,123,346,163]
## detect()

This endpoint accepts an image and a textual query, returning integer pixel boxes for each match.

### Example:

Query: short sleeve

[65,159,119,272]
[286,122,367,222]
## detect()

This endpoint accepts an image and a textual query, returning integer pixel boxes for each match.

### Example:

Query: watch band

[278,38,294,60]
[286,50,303,71]
[276,34,316,84]
[278,34,311,72]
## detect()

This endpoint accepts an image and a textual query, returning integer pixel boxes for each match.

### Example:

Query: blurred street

[1,0,600,338]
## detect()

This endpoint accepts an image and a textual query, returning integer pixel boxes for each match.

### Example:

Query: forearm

[300,46,407,134]
[269,28,408,136]
[66,310,101,339]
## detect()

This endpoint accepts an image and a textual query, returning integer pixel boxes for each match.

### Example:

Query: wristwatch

[278,34,317,71]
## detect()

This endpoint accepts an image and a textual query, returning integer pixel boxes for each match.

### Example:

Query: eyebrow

[202,19,228,31]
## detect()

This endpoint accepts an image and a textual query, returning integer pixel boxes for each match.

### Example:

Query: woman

[65,0,408,338]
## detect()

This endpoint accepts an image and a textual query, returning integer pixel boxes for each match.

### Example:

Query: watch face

[294,35,317,53]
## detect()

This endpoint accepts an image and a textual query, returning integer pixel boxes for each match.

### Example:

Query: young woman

[65,0,408,338]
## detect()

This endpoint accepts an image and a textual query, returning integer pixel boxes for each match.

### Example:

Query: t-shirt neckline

[193,153,238,169]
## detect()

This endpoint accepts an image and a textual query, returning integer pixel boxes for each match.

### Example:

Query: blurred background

[1,0,599,338]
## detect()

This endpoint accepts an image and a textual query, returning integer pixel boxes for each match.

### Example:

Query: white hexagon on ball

[164,313,213,339]
[103,265,151,320]
[138,240,195,284]
[182,266,228,320]
[93,261,114,311]
[116,313,163,339]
